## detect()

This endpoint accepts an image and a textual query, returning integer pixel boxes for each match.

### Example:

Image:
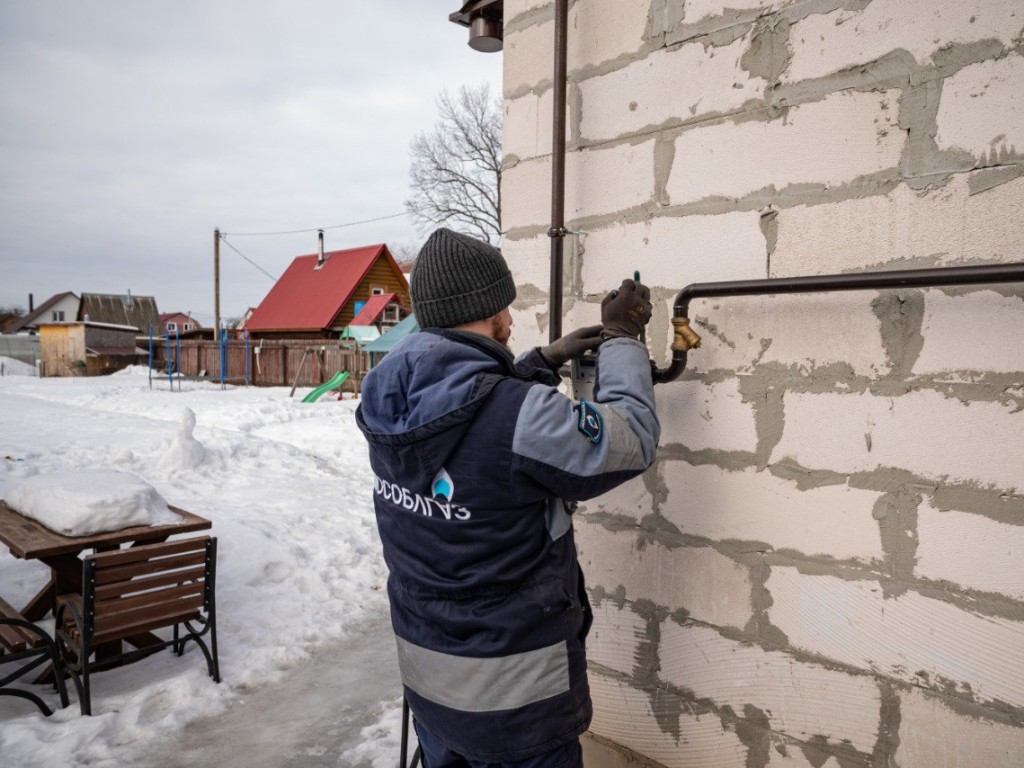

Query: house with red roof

[349,291,407,331]
[244,243,410,339]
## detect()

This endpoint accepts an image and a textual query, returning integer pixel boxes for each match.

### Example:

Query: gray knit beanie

[410,228,516,329]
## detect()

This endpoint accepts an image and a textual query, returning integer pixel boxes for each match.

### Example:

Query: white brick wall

[579,38,764,144]
[682,0,784,21]
[576,518,755,629]
[580,212,766,292]
[785,0,1023,83]
[767,567,1024,708]
[504,0,651,97]
[588,600,648,677]
[655,378,759,451]
[915,290,1024,374]
[504,0,548,23]
[772,175,1024,277]
[589,673,749,768]
[666,91,903,206]
[503,88,559,162]
[501,0,1024,763]
[681,293,888,377]
[503,140,655,227]
[662,463,884,561]
[502,154,554,226]
[583,473,653,522]
[568,0,651,72]
[936,54,1024,161]
[504,235,556,344]
[916,499,1024,600]
[503,235,552,289]
[660,622,882,752]
[563,140,657,219]
[771,390,1024,493]
[896,687,1024,767]
[767,751,841,768]
[504,18,553,96]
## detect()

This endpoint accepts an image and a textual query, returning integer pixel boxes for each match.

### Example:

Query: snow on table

[5,469,174,536]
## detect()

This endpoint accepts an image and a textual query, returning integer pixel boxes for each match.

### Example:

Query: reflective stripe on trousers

[396,636,571,713]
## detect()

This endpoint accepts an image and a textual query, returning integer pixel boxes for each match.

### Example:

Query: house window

[371,287,385,296]
[52,310,65,322]
[167,322,177,332]
[183,322,194,332]
[383,304,401,324]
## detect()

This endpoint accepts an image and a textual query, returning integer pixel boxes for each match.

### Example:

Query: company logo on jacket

[431,467,454,501]
[373,469,471,521]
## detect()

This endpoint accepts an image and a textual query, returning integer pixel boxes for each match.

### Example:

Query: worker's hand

[539,325,604,368]
[601,279,653,340]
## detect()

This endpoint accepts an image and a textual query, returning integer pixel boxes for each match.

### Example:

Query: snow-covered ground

[0,361,405,767]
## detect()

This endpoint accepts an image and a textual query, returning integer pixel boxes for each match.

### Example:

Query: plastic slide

[302,371,351,403]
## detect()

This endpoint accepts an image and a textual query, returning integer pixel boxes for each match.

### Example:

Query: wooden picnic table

[0,500,212,622]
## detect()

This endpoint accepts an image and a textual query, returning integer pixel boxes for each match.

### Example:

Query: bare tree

[389,241,421,270]
[405,83,502,244]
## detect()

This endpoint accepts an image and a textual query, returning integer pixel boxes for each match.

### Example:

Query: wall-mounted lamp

[449,0,504,52]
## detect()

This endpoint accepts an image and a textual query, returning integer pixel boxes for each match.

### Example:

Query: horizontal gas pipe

[651,261,1024,384]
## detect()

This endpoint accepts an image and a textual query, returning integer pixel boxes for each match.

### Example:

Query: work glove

[538,325,604,368]
[601,279,653,340]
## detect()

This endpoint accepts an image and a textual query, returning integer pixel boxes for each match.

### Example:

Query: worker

[356,228,660,767]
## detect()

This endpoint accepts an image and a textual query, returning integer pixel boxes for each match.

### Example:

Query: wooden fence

[172,339,368,392]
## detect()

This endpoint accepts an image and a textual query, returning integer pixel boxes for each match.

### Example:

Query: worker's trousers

[414,721,583,768]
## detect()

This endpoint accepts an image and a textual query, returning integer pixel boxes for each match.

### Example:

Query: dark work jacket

[356,329,659,762]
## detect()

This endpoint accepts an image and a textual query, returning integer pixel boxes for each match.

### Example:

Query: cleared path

[144,617,401,768]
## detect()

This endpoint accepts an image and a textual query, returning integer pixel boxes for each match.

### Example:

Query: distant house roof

[79,293,160,332]
[159,312,202,328]
[339,326,382,344]
[4,292,79,333]
[235,308,257,331]
[361,314,419,355]
[245,244,404,333]
[350,292,400,326]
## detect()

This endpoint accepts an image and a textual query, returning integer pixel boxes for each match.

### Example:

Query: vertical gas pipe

[548,0,569,343]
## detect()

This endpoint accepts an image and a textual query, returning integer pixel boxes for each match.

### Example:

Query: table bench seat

[0,597,69,715]
[55,535,220,715]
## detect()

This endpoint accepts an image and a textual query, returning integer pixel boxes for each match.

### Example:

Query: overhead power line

[218,235,276,280]
[222,211,409,238]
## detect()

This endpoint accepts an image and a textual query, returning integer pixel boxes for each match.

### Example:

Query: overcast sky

[0,1,501,323]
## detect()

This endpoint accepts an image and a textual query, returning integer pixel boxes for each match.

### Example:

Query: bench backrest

[83,536,216,646]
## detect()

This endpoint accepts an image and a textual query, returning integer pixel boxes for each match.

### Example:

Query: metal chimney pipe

[318,230,325,267]
[28,293,34,312]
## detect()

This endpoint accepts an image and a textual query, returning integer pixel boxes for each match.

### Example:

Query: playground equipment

[148,325,251,390]
[301,371,351,403]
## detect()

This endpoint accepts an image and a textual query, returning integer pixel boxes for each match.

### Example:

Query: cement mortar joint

[589,658,882,766]
[590,586,1024,727]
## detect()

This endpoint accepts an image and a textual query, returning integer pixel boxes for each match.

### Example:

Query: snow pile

[0,372,390,767]
[0,356,37,377]
[5,469,171,536]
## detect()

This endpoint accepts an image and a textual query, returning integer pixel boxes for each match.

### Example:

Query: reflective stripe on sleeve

[395,636,571,713]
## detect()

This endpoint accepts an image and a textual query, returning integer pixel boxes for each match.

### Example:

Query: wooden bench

[55,536,220,715]
[0,597,69,715]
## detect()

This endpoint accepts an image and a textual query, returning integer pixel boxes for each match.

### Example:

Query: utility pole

[214,228,221,343]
